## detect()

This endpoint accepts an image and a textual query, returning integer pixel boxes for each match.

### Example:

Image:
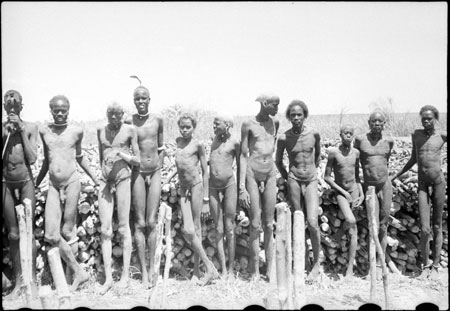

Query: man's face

[289,105,305,128]
[50,100,70,124]
[265,99,279,116]
[134,90,150,114]
[213,117,228,136]
[107,108,123,126]
[4,92,22,116]
[340,127,355,145]
[368,113,385,134]
[179,118,194,139]
[421,110,436,131]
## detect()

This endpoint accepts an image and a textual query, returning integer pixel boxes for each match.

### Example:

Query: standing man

[36,95,98,291]
[239,93,279,280]
[97,103,140,294]
[391,105,446,279]
[354,110,394,277]
[2,90,38,298]
[275,100,322,280]
[125,86,164,287]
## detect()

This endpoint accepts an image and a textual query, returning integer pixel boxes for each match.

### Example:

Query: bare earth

[3,269,448,310]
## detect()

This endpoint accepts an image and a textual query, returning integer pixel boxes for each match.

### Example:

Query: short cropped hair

[215,113,234,128]
[178,112,197,128]
[419,105,439,120]
[133,86,150,97]
[285,100,309,120]
[106,102,124,113]
[4,90,22,103]
[49,95,70,108]
[340,123,355,133]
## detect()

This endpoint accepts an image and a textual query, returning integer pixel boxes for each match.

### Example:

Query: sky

[1,2,447,122]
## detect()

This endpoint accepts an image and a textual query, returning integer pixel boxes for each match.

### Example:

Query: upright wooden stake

[366,186,390,309]
[162,206,172,308]
[275,203,289,309]
[293,210,305,308]
[285,206,293,309]
[24,199,33,285]
[15,204,32,305]
[47,247,71,308]
[153,203,168,282]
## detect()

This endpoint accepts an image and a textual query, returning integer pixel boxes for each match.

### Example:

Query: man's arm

[157,117,165,168]
[75,129,99,185]
[199,142,209,200]
[392,134,416,181]
[117,126,140,166]
[354,150,364,206]
[35,131,49,186]
[314,131,321,168]
[323,149,351,200]
[20,122,38,165]
[275,135,288,180]
[97,127,104,165]
[238,121,251,208]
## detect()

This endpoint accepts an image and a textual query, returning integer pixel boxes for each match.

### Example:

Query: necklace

[52,122,68,127]
[137,112,149,119]
[291,127,303,136]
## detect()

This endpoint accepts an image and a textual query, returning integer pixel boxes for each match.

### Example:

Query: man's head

[286,100,308,128]
[106,102,124,126]
[340,124,355,146]
[213,113,233,136]
[133,86,150,115]
[256,93,279,116]
[178,113,197,139]
[419,105,439,132]
[3,90,23,116]
[368,110,386,134]
[49,95,70,124]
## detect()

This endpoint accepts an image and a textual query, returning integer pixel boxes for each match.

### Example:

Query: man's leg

[116,179,132,287]
[334,195,357,277]
[378,180,392,268]
[179,188,218,283]
[190,182,203,278]
[98,181,114,294]
[209,188,226,274]
[131,171,149,286]
[429,179,446,278]
[3,183,22,299]
[262,174,277,280]
[223,184,237,277]
[146,170,161,285]
[60,179,89,291]
[304,180,321,280]
[246,172,262,277]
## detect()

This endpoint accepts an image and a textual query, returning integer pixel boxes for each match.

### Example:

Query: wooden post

[293,210,305,309]
[153,203,168,283]
[15,204,32,305]
[365,187,377,303]
[24,199,33,289]
[47,247,71,309]
[275,203,289,309]
[366,186,390,309]
[162,206,172,308]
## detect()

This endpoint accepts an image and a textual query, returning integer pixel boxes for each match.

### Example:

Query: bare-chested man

[165,113,219,284]
[239,93,279,280]
[391,105,447,279]
[124,86,164,287]
[209,114,240,278]
[36,95,98,291]
[2,90,38,299]
[354,110,394,276]
[97,103,140,294]
[324,124,364,278]
[275,100,321,280]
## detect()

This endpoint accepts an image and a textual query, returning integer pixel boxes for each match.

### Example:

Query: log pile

[1,138,447,287]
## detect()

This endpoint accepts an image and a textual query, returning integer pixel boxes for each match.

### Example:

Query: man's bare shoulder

[124,115,133,125]
[23,120,38,131]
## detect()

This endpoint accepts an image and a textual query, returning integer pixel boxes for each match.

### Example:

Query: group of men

[2,88,446,299]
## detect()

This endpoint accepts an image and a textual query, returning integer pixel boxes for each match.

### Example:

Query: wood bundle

[2,139,447,288]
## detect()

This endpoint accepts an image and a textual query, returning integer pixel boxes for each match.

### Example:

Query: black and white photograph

[2,2,447,309]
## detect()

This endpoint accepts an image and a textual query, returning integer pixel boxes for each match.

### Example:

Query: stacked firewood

[2,138,447,285]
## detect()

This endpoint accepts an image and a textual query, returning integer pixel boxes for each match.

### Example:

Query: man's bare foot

[416,266,431,280]
[98,280,113,295]
[141,271,149,288]
[200,268,219,286]
[190,275,201,285]
[307,264,320,281]
[70,269,89,292]
[429,265,440,280]
[116,277,129,289]
[227,271,235,281]
[193,268,201,279]
[344,271,355,281]
[4,285,22,300]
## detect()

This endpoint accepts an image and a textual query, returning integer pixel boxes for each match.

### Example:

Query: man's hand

[354,189,365,208]
[239,189,251,209]
[6,114,23,132]
[342,191,353,204]
[201,201,210,221]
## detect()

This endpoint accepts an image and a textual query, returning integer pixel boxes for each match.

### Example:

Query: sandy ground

[3,268,448,310]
